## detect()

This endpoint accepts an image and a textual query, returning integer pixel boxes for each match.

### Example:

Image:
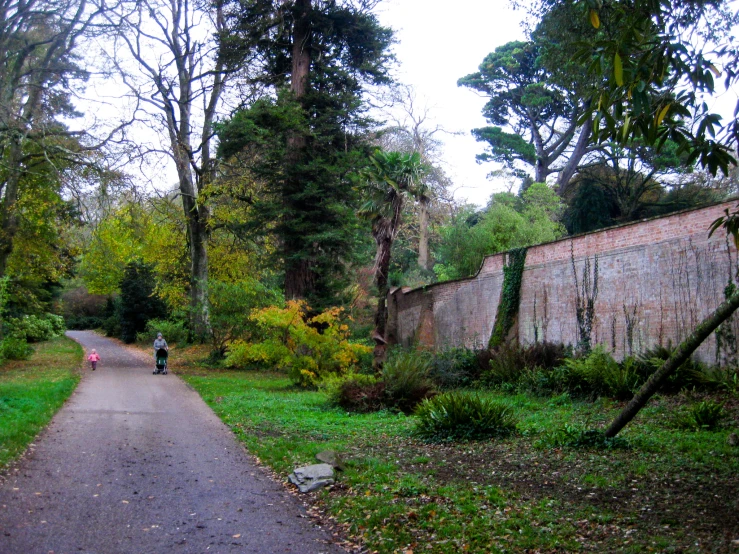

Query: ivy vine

[489,247,528,349]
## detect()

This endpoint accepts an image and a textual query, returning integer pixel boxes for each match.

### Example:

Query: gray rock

[288,463,335,493]
[728,432,738,447]
[316,450,345,471]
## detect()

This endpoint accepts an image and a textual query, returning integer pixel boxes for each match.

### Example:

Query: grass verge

[175,354,739,553]
[0,336,82,469]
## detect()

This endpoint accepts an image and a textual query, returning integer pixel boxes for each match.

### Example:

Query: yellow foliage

[224,300,371,387]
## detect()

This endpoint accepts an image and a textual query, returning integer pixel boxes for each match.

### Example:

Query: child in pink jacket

[88,349,101,371]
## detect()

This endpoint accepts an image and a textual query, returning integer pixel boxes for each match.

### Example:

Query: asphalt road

[0,331,345,554]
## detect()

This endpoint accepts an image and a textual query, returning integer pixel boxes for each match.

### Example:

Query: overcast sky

[86,1,738,206]
[376,0,528,205]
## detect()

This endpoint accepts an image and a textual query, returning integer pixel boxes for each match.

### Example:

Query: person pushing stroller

[153,332,169,375]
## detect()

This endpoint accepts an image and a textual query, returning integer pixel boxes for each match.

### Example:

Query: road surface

[0,331,344,554]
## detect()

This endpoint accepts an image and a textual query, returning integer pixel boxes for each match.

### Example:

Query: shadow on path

[0,331,344,553]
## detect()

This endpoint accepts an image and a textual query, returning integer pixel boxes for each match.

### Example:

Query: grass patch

[0,336,82,468]
[175,354,739,553]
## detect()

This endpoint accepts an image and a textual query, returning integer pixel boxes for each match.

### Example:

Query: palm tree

[359,150,426,368]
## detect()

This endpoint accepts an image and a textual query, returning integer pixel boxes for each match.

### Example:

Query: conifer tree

[217,0,394,307]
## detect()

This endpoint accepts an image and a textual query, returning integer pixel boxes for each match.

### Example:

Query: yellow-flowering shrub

[224,300,371,387]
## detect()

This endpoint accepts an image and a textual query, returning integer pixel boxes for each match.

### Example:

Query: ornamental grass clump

[676,400,726,431]
[562,345,639,400]
[382,349,436,414]
[413,391,517,442]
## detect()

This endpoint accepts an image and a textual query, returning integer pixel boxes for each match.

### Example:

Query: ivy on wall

[489,247,528,349]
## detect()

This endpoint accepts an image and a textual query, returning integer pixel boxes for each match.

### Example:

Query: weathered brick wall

[388,201,739,363]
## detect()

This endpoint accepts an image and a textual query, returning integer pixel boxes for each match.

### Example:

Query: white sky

[83,1,737,206]
[84,0,526,205]
[376,0,528,205]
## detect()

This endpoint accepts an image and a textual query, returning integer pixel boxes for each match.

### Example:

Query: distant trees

[434,183,565,281]
[105,0,234,338]
[458,38,598,192]
[377,85,456,275]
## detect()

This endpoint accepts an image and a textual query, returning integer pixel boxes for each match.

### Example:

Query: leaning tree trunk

[556,114,593,195]
[417,195,430,270]
[605,289,739,437]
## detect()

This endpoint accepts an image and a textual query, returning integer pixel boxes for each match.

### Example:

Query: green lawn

[179,365,739,553]
[0,336,82,468]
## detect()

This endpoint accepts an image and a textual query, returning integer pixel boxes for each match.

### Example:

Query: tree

[377,85,456,272]
[118,260,167,343]
[106,0,234,338]
[0,0,111,278]
[80,202,150,296]
[562,138,702,231]
[359,150,425,367]
[534,0,739,175]
[208,278,282,356]
[458,40,598,191]
[217,0,394,306]
[434,183,566,281]
[4,165,80,316]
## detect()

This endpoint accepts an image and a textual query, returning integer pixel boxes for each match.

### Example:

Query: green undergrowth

[179,365,739,553]
[0,336,82,468]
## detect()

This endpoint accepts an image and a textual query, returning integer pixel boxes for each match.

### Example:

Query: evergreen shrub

[382,349,436,414]
[562,346,639,400]
[429,347,482,389]
[6,313,65,343]
[414,391,517,442]
[633,343,705,393]
[137,319,188,346]
[676,400,726,431]
[482,342,568,390]
[0,337,33,360]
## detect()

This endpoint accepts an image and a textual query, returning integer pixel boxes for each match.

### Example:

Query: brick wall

[388,201,739,364]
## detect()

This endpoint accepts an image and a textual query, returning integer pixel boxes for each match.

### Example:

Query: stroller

[153,348,168,375]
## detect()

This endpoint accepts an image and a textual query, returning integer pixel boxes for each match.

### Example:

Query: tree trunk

[556,115,593,195]
[535,158,548,183]
[290,0,311,98]
[173,139,211,338]
[0,137,23,277]
[372,225,393,370]
[417,195,430,270]
[604,290,739,437]
[188,213,210,339]
[283,0,315,300]
[285,255,315,300]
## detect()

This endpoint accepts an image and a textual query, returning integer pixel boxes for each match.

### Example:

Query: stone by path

[0,331,345,554]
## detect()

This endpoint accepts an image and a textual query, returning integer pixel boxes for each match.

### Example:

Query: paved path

[0,331,344,554]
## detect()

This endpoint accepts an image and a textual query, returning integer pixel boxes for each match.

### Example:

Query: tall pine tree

[217,0,394,307]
